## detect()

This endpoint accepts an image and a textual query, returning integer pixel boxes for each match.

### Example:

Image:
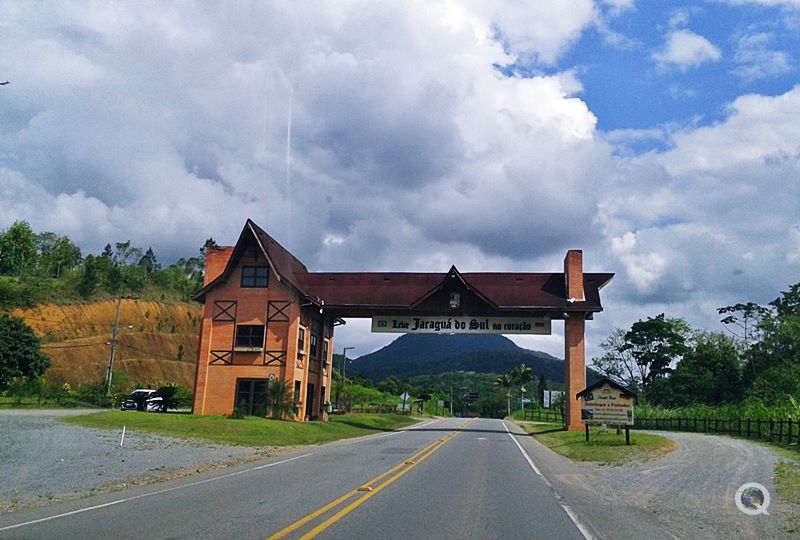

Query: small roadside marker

[404,459,416,465]
[357,486,374,492]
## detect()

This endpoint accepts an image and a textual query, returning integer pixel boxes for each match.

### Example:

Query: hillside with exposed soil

[11,299,201,390]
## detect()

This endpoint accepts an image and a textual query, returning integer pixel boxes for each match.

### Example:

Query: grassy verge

[518,422,676,465]
[63,411,416,447]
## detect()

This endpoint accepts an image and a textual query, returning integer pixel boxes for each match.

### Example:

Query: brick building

[192,219,612,428]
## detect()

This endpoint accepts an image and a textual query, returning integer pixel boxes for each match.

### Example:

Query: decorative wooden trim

[267,300,291,322]
[264,350,287,366]
[295,357,304,369]
[213,301,237,322]
[210,350,233,365]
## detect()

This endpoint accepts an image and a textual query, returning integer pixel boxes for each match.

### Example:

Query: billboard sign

[577,380,635,426]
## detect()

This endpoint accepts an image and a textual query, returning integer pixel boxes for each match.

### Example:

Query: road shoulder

[509,422,797,539]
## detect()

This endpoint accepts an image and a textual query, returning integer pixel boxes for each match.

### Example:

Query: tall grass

[636,400,799,421]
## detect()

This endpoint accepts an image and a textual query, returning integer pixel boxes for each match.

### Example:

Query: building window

[310,334,318,357]
[241,266,268,288]
[235,324,265,349]
[297,327,306,358]
[234,379,267,416]
[322,340,329,364]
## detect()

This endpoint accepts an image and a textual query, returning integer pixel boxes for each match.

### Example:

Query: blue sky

[1,1,799,358]
[572,3,798,131]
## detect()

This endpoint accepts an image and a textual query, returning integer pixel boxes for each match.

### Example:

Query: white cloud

[733,32,792,81]
[2,1,800,363]
[653,29,722,71]
[478,0,598,65]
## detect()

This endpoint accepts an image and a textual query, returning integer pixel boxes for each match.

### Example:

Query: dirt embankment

[11,299,201,389]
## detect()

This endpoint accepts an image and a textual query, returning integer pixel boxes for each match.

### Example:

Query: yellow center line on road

[266,420,472,540]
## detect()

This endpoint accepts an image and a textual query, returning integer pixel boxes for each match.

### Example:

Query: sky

[2,1,800,361]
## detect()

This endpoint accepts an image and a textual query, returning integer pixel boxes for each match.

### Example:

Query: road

[0,418,589,540]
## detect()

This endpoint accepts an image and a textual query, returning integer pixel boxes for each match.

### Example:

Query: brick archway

[193,219,613,428]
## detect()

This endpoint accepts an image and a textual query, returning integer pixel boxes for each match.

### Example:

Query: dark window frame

[235,324,265,349]
[310,334,319,357]
[297,327,306,358]
[241,265,269,288]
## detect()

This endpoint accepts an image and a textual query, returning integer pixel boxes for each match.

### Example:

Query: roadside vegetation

[591,284,800,428]
[65,411,417,447]
[519,422,675,465]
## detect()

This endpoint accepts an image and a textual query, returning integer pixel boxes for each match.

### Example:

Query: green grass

[63,411,417,447]
[518,422,676,465]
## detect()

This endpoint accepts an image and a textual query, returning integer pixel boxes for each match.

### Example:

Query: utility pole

[105,297,122,395]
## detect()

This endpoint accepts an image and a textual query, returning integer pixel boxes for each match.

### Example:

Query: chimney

[564,250,585,302]
[204,246,234,285]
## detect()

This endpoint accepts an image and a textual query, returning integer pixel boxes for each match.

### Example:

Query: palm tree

[511,364,533,416]
[265,379,296,419]
[495,373,514,417]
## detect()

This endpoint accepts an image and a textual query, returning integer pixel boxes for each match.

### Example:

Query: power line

[41,342,103,349]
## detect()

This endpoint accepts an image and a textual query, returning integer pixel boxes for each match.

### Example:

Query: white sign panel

[579,383,634,426]
[543,390,562,408]
[371,316,551,335]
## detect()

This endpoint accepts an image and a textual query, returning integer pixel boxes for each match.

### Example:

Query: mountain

[347,333,571,383]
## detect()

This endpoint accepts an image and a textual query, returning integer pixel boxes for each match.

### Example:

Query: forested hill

[347,334,575,382]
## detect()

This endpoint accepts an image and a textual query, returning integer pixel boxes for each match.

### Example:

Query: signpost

[575,377,637,445]
[371,316,550,335]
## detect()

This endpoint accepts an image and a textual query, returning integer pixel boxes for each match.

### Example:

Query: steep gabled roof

[195,219,614,318]
[408,266,498,310]
[194,219,309,301]
[575,376,637,400]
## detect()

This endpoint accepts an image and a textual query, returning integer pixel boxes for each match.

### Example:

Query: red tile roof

[195,220,613,318]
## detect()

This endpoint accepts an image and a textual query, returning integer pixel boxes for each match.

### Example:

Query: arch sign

[192,219,613,430]
[371,316,551,334]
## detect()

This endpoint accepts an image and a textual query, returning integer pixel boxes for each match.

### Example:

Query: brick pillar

[564,249,585,301]
[564,315,585,430]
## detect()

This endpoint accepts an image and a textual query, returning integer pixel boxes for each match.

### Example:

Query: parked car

[120,389,166,412]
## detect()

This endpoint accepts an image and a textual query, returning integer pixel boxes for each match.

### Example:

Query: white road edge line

[503,422,595,540]
[0,453,313,532]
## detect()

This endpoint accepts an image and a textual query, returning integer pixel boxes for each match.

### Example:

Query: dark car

[120,389,165,412]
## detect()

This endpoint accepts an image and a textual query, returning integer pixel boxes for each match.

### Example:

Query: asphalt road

[0,418,588,540]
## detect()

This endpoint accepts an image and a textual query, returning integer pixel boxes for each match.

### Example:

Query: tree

[0,314,50,389]
[718,302,769,347]
[35,232,81,278]
[0,221,37,275]
[591,328,642,389]
[653,332,742,406]
[538,374,547,406]
[113,241,143,267]
[138,247,160,275]
[511,363,532,411]
[264,379,296,419]
[494,373,513,417]
[741,283,800,401]
[78,255,97,298]
[623,314,690,389]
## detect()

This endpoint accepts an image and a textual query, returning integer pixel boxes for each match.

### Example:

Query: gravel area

[520,425,800,539]
[0,409,287,512]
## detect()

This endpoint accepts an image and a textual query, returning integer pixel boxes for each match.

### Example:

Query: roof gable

[193,219,309,301]
[409,266,498,311]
